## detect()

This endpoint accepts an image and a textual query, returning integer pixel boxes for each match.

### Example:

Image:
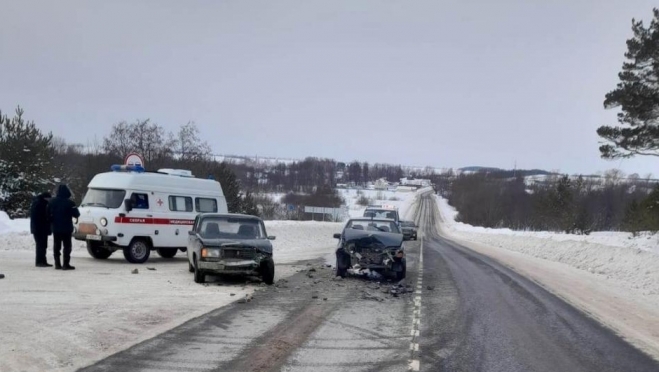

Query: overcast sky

[1,0,657,175]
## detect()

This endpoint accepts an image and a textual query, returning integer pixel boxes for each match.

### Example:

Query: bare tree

[170,121,211,162]
[103,119,173,165]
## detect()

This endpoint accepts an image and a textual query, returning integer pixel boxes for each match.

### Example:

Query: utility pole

[513,160,517,178]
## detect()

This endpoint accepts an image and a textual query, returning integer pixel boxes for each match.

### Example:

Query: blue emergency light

[111,164,145,172]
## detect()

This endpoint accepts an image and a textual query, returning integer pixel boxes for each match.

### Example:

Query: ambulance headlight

[100,217,108,227]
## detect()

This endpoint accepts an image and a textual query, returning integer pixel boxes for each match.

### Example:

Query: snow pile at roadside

[436,195,659,295]
[437,197,659,255]
[0,211,30,235]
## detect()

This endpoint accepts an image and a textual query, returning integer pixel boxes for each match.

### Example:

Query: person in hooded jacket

[30,191,52,267]
[48,184,80,270]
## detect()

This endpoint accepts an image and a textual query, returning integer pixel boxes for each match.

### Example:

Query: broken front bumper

[198,259,261,275]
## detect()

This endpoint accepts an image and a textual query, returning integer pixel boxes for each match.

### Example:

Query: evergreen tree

[598,8,659,158]
[241,191,260,216]
[0,107,56,217]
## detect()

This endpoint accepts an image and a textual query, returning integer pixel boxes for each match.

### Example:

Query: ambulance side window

[169,196,193,212]
[130,193,149,209]
[195,198,218,213]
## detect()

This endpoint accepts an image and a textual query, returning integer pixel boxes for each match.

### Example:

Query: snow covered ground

[435,195,659,359]
[0,216,339,372]
[0,189,421,372]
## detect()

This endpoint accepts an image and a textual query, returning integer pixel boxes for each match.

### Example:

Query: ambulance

[73,165,228,263]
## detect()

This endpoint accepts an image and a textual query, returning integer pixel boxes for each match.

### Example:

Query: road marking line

[408,236,424,372]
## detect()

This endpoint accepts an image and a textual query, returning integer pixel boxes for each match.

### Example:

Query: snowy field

[336,188,418,219]
[0,190,418,372]
[436,195,659,359]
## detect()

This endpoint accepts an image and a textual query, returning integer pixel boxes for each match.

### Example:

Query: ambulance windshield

[81,188,126,209]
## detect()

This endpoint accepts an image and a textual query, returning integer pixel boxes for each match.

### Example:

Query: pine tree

[598,8,659,158]
[241,191,260,216]
[0,107,56,217]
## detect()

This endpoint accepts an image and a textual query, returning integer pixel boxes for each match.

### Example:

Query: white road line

[409,239,424,371]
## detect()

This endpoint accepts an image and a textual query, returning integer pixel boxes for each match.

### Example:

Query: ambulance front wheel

[86,241,112,259]
[123,239,151,264]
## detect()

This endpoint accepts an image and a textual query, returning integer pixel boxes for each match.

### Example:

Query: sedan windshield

[81,188,126,209]
[346,219,401,234]
[199,217,267,240]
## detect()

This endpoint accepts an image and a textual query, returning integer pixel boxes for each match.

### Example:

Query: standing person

[30,191,53,267]
[48,184,80,270]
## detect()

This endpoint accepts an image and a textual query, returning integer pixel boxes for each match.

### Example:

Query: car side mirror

[333,233,341,239]
[123,199,133,213]
[188,230,196,236]
[267,236,276,240]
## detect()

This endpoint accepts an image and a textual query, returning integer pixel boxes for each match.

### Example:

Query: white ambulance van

[74,165,228,263]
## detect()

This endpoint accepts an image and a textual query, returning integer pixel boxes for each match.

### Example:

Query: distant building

[374,178,389,190]
[399,177,431,187]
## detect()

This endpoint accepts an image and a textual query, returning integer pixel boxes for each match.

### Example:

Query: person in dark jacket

[30,191,52,267]
[47,184,80,270]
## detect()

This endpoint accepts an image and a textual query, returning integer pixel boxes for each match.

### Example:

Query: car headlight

[201,248,220,258]
[100,217,108,227]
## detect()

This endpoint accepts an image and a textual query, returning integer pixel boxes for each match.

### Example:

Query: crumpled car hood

[343,229,403,248]
[199,238,273,254]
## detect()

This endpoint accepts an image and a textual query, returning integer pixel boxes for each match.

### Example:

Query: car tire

[193,256,205,284]
[336,253,349,278]
[156,248,177,258]
[395,259,407,281]
[260,257,275,285]
[86,241,112,259]
[123,239,151,263]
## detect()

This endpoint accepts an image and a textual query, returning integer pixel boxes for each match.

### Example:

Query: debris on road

[427,285,435,290]
[237,294,253,304]
[0,273,5,279]
[131,269,138,274]
[146,267,156,271]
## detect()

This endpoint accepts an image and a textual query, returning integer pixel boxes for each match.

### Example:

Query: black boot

[54,256,62,270]
[62,256,75,270]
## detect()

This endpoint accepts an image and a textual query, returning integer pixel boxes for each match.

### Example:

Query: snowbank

[437,197,659,255]
[0,220,341,372]
[436,195,659,295]
[0,211,30,235]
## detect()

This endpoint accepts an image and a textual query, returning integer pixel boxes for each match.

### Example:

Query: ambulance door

[150,192,170,248]
[167,194,195,248]
[127,191,153,243]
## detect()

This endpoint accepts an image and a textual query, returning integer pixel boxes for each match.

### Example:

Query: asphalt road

[77,193,659,372]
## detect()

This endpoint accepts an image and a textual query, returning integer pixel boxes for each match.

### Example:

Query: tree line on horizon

[0,109,414,218]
